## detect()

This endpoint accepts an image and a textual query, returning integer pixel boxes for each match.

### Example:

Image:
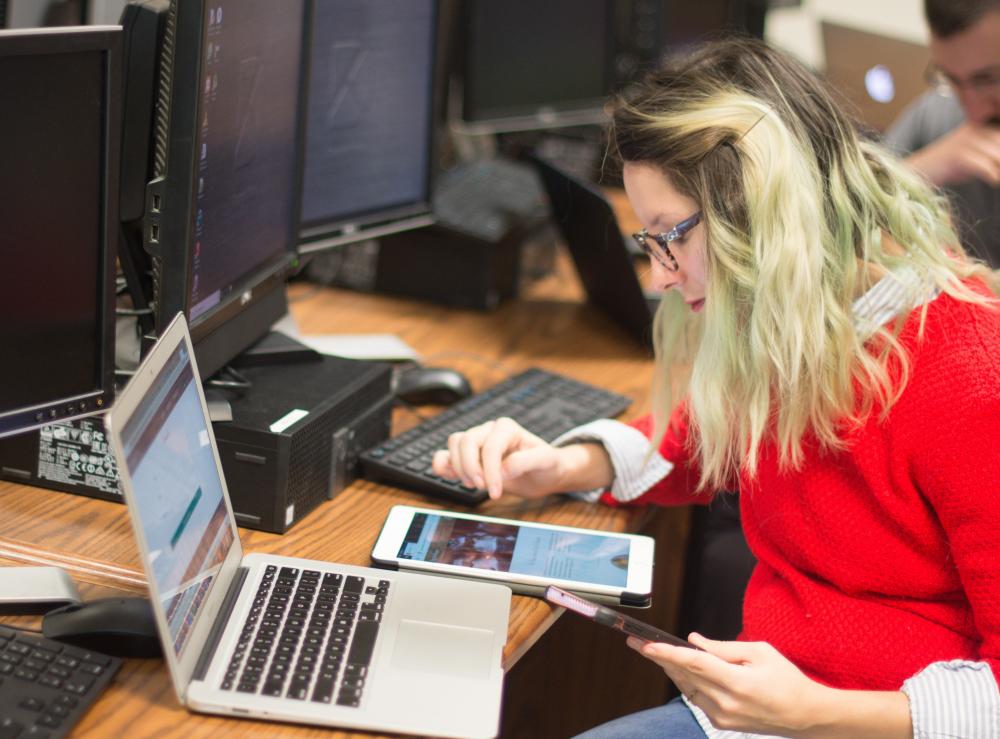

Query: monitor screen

[152,0,304,378]
[297,0,436,253]
[0,27,118,438]
[458,0,613,134]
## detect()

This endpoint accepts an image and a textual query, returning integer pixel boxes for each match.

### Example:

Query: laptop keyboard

[222,565,390,708]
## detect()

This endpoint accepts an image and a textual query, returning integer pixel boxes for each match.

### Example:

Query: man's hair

[925,0,1000,37]
[609,37,997,490]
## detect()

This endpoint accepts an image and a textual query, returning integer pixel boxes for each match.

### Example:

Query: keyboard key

[343,576,365,594]
[347,621,379,668]
[0,632,119,739]
[0,717,24,738]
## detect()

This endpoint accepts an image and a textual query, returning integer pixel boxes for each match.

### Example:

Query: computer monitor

[146,0,306,379]
[116,0,169,339]
[454,0,759,136]
[296,0,437,254]
[456,0,614,135]
[0,26,119,438]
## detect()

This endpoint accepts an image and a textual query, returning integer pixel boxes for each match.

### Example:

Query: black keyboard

[0,624,120,739]
[222,565,389,709]
[361,368,632,504]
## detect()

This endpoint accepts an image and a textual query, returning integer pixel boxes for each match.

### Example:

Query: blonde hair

[610,38,999,490]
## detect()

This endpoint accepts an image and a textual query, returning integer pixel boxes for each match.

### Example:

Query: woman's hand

[632,634,911,738]
[431,417,613,500]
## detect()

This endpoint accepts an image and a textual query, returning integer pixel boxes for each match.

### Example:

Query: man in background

[884,0,1000,266]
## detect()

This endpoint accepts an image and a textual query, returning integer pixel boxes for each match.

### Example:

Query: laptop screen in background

[118,342,235,658]
[821,21,929,133]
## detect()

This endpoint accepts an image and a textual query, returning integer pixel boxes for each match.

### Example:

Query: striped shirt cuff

[550,419,673,503]
[903,660,1000,738]
[685,697,783,739]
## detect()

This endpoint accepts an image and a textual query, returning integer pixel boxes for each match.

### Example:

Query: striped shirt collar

[852,265,941,337]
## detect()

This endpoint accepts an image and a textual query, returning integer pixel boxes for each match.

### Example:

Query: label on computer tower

[36,419,122,496]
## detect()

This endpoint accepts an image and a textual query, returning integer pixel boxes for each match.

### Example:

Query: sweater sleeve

[903,304,1000,734]
[553,404,711,507]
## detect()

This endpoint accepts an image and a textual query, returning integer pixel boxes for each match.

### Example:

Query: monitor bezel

[294,0,439,255]
[0,26,120,439]
[153,0,305,379]
[452,0,615,136]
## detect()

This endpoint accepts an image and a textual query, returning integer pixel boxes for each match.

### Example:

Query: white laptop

[105,314,510,739]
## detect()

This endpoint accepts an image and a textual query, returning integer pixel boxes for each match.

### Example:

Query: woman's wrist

[799,684,911,739]
[555,442,614,493]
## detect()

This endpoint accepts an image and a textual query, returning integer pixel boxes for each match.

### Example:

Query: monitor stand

[233,329,321,368]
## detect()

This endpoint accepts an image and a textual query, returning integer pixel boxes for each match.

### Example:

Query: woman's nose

[648,259,681,292]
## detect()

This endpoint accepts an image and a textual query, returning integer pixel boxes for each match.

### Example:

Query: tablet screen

[397,512,631,587]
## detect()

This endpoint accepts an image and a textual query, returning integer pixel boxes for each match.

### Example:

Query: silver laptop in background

[821,21,930,133]
[105,314,510,739]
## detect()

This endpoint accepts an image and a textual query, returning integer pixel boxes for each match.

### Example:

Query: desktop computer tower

[0,355,393,535]
[303,157,558,310]
[212,354,394,533]
[305,219,557,311]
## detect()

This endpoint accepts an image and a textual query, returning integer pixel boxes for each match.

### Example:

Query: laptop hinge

[192,566,249,682]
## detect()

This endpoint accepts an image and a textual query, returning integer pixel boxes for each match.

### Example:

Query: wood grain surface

[0,237,690,738]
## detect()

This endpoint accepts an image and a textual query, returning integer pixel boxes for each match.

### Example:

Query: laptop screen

[118,341,235,658]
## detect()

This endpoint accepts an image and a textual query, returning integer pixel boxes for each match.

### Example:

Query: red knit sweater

[609,287,1000,690]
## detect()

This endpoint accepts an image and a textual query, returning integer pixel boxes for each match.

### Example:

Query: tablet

[371,505,655,606]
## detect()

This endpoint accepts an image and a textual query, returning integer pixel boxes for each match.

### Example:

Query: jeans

[573,697,708,739]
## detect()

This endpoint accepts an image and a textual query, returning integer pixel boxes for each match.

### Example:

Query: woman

[432,39,1000,738]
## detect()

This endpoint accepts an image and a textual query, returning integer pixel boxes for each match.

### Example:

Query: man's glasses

[632,212,702,272]
[924,63,1000,96]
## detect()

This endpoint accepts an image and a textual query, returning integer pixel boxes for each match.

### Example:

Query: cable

[205,366,251,392]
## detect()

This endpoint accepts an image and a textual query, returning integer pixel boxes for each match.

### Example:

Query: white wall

[766,0,928,70]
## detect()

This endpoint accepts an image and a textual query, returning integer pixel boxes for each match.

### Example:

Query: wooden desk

[0,248,689,737]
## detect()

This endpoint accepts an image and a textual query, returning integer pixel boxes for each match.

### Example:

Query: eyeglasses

[924,63,1000,96]
[632,211,702,272]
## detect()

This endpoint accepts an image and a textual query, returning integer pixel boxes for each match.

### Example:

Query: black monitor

[296,0,437,254]
[454,0,759,136]
[456,0,614,135]
[145,0,306,380]
[0,26,119,438]
[116,0,169,339]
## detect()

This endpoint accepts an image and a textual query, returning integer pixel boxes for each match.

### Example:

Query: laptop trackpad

[390,620,494,679]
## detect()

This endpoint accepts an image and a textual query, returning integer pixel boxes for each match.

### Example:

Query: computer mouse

[42,596,163,658]
[393,366,473,406]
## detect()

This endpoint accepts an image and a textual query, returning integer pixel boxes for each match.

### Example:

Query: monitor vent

[151,0,177,179]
